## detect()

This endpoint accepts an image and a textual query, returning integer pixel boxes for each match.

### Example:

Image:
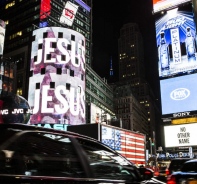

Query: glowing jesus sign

[28,27,86,125]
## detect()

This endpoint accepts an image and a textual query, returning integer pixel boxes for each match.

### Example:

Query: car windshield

[0,128,86,177]
[169,159,191,172]
[181,161,197,172]
[0,126,141,182]
[76,137,140,182]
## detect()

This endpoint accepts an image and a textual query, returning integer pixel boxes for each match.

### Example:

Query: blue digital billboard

[155,3,197,78]
[160,73,197,116]
[153,0,191,13]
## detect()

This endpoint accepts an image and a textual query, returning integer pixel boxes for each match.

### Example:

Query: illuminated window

[3,83,8,91]
[4,20,9,25]
[17,88,23,96]
[17,31,22,36]
[5,1,15,9]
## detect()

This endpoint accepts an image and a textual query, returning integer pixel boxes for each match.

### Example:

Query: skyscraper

[118,23,145,81]
[114,23,160,142]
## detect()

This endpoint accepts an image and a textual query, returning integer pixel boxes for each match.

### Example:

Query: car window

[169,159,191,172]
[0,130,86,178]
[181,161,197,172]
[76,137,141,182]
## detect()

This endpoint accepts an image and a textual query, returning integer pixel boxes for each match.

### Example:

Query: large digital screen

[155,4,197,78]
[153,0,191,13]
[40,0,51,20]
[164,123,197,147]
[59,1,79,26]
[28,27,86,125]
[101,125,145,165]
[0,19,6,55]
[160,73,197,116]
[90,103,111,124]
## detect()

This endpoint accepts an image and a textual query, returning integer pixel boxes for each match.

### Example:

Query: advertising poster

[153,0,191,13]
[155,4,197,78]
[90,103,111,124]
[101,126,145,165]
[28,27,86,125]
[0,19,6,55]
[90,103,101,124]
[164,123,197,147]
[160,73,197,116]
[59,1,79,26]
[40,0,51,20]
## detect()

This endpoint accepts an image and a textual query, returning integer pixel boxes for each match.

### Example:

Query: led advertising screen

[90,103,111,124]
[155,4,197,78]
[90,103,102,124]
[160,73,197,117]
[0,19,6,55]
[153,0,191,13]
[164,123,197,147]
[40,0,51,20]
[28,27,86,125]
[59,1,79,26]
[101,125,145,165]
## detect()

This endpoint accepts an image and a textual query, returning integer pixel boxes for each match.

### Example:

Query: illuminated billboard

[101,125,145,164]
[164,123,197,147]
[28,27,86,125]
[59,1,79,26]
[0,95,31,124]
[153,0,191,13]
[90,103,111,124]
[160,73,197,117]
[0,19,6,55]
[40,0,51,20]
[155,4,197,78]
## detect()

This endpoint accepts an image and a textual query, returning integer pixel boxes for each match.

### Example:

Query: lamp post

[149,137,152,157]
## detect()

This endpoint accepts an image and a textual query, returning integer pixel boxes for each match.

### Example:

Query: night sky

[92,0,160,96]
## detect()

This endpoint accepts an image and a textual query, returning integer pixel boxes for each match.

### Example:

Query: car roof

[184,159,197,163]
[0,123,97,141]
[171,158,192,160]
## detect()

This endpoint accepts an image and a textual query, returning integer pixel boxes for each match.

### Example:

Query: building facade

[114,23,160,144]
[0,0,115,124]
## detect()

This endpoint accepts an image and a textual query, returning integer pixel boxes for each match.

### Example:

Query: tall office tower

[118,23,145,81]
[114,22,160,141]
[0,0,115,124]
[0,0,92,98]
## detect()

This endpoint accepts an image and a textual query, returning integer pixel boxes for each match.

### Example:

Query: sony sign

[28,27,86,125]
[173,111,190,118]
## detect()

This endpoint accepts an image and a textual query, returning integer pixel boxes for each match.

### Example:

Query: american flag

[101,126,145,165]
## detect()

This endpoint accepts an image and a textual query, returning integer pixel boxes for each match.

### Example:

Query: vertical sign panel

[60,1,79,26]
[170,28,182,64]
[40,0,51,20]
[0,19,6,55]
[28,27,86,125]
